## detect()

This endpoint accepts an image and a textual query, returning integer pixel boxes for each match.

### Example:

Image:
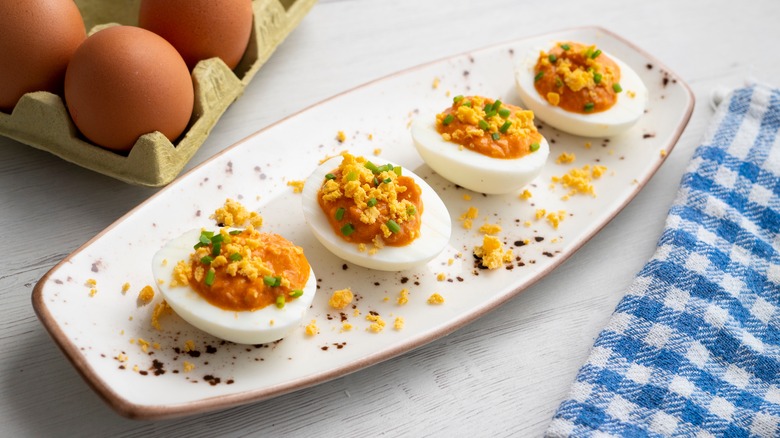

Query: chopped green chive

[478,119,490,130]
[491,132,501,141]
[555,77,564,88]
[229,253,242,261]
[335,207,345,221]
[483,102,494,113]
[493,100,502,111]
[290,289,304,298]
[548,54,557,63]
[593,73,603,84]
[275,295,286,308]
[341,223,355,236]
[229,229,242,235]
[367,198,378,207]
[560,43,571,51]
[325,173,336,180]
[200,255,214,265]
[365,161,380,174]
[383,177,392,184]
[612,83,623,93]
[211,241,221,257]
[199,234,212,245]
[584,102,595,112]
[407,206,417,216]
[346,170,358,181]
[386,220,401,233]
[534,71,544,82]
[453,95,464,104]
[210,234,224,244]
[204,268,216,287]
[584,47,594,58]
[393,166,402,176]
[591,49,602,59]
[499,121,512,133]
[463,100,472,108]
[372,177,379,186]
[485,111,497,119]
[264,275,281,287]
[442,114,455,126]
[498,108,511,118]
[530,142,540,152]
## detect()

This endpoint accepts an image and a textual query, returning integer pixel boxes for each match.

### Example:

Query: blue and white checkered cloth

[547,84,780,437]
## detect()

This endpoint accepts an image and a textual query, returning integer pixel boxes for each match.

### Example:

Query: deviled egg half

[152,227,316,344]
[515,41,648,137]
[411,95,549,194]
[302,152,451,271]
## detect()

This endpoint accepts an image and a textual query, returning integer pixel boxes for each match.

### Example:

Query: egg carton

[0,0,316,187]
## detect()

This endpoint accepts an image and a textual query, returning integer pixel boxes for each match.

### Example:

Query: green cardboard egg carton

[0,0,316,187]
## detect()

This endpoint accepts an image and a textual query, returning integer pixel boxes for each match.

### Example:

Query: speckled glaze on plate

[32,27,694,419]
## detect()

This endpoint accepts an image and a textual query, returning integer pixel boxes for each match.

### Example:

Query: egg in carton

[0,0,316,187]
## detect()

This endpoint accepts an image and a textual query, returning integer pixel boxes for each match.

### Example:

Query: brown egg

[139,0,254,71]
[64,26,194,152]
[0,0,86,112]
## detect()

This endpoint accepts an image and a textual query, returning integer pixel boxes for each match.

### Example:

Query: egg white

[151,228,317,345]
[410,115,550,195]
[301,156,451,271]
[514,46,648,137]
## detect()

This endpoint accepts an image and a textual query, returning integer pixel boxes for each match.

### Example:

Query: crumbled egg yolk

[427,293,445,305]
[137,338,150,353]
[519,189,532,200]
[341,322,353,332]
[479,223,502,235]
[151,300,172,330]
[551,165,608,198]
[86,278,97,287]
[211,198,263,228]
[397,288,409,305]
[546,211,567,230]
[556,152,576,164]
[183,362,195,373]
[329,288,354,310]
[305,319,319,336]
[474,235,513,270]
[138,285,155,304]
[121,282,130,294]
[436,273,446,281]
[459,206,479,230]
[287,180,305,193]
[394,317,405,330]
[366,313,386,332]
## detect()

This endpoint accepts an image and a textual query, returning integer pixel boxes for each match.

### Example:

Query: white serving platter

[33,26,694,419]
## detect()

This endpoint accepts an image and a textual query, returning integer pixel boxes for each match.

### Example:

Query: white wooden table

[2,0,778,436]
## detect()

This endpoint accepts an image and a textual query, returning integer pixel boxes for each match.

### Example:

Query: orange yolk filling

[533,41,622,114]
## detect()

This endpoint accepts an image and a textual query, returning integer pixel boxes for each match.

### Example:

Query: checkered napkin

[546,84,780,437]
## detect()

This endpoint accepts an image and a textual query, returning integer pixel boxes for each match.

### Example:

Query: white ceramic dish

[33,26,694,419]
